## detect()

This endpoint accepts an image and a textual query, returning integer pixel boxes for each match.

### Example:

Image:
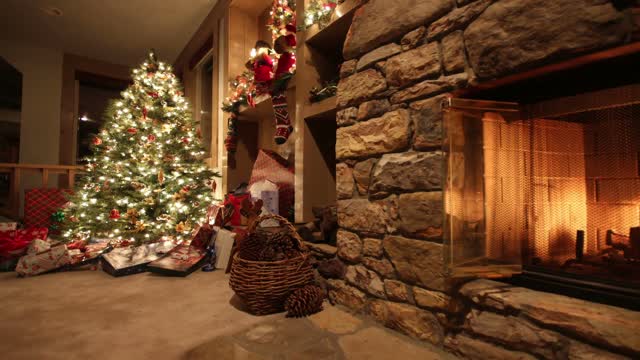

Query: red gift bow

[0,228,49,259]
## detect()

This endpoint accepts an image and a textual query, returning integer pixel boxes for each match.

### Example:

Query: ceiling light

[40,6,63,17]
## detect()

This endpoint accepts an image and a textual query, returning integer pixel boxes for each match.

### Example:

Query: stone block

[383,235,446,291]
[373,301,444,345]
[442,30,466,74]
[337,197,398,235]
[401,27,426,51]
[362,257,396,279]
[410,94,447,150]
[427,0,492,40]
[464,0,631,79]
[459,279,640,355]
[385,42,442,88]
[357,43,402,71]
[370,151,443,194]
[336,229,363,263]
[413,287,451,311]
[362,238,383,258]
[336,163,355,200]
[345,264,386,298]
[336,109,410,160]
[352,158,378,195]
[343,0,453,59]
[445,334,537,360]
[384,280,411,303]
[336,107,358,127]
[466,309,567,360]
[398,191,443,239]
[340,59,358,79]
[337,69,387,108]
[391,73,467,104]
[357,99,390,121]
[327,279,368,312]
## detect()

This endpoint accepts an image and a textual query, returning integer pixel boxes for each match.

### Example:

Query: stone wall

[319,0,639,359]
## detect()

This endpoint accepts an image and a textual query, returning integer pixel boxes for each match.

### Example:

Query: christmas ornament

[147,134,156,142]
[92,137,103,146]
[142,107,148,119]
[125,208,139,222]
[158,169,164,184]
[109,209,121,220]
[134,221,146,232]
[148,91,159,98]
[285,285,325,318]
[144,197,155,205]
[127,128,138,134]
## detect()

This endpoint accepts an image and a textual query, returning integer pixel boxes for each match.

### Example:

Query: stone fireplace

[317,0,640,358]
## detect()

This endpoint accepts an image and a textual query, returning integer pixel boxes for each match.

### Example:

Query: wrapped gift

[147,244,209,277]
[24,188,73,230]
[215,228,236,271]
[16,242,71,276]
[0,227,49,261]
[248,150,294,219]
[101,240,177,277]
[224,193,250,226]
[0,222,17,231]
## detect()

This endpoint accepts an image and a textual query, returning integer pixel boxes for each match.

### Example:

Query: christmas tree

[63,51,220,243]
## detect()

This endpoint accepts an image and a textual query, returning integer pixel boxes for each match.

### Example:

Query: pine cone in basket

[285,285,325,318]
[237,233,264,261]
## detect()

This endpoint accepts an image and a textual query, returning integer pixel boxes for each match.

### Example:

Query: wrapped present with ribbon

[147,242,211,277]
[16,241,71,277]
[0,222,17,231]
[0,227,49,262]
[101,240,177,277]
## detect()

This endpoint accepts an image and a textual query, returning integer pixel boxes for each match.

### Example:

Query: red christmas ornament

[92,137,102,146]
[109,209,121,220]
[147,72,154,78]
[148,134,156,142]
[127,128,138,134]
[182,137,190,144]
[142,107,148,119]
[148,92,159,98]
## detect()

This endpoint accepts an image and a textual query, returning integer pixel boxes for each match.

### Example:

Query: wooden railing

[0,163,83,220]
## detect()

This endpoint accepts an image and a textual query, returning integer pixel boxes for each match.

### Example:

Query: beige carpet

[0,270,456,360]
[0,270,277,360]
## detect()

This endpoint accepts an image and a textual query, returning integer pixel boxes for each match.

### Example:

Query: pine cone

[285,285,325,318]
[237,233,264,261]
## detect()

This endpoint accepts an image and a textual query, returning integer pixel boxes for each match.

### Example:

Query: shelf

[237,75,297,121]
[304,96,337,121]
[305,0,364,54]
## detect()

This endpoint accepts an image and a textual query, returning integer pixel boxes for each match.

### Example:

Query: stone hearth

[313,0,640,359]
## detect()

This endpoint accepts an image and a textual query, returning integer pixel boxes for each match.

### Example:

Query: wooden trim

[59,54,130,166]
[188,35,214,70]
[0,163,83,171]
[457,42,640,96]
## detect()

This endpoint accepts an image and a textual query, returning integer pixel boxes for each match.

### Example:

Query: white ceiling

[0,0,219,66]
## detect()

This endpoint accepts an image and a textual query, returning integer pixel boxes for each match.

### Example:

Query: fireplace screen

[445,86,640,287]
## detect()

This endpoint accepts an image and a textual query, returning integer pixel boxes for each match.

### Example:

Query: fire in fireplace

[444,84,640,307]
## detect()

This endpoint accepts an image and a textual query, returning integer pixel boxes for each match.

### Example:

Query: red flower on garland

[92,137,102,145]
[127,128,138,134]
[109,209,120,220]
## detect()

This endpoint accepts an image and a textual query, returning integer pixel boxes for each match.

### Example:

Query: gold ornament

[144,197,155,205]
[125,208,139,223]
[158,169,164,184]
[175,221,186,233]
[134,221,146,232]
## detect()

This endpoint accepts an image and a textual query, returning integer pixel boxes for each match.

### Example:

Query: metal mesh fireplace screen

[445,85,640,286]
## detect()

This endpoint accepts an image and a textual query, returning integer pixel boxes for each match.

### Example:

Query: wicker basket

[229,214,315,315]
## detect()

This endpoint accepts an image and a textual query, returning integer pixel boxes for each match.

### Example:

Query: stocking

[224,113,239,153]
[271,90,292,145]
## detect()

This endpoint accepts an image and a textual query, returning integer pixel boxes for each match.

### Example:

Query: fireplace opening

[444,82,640,309]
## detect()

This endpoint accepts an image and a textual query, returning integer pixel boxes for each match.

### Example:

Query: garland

[268,0,297,41]
[304,0,343,29]
[309,79,338,103]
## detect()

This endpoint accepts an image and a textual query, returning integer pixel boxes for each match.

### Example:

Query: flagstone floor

[0,270,456,360]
